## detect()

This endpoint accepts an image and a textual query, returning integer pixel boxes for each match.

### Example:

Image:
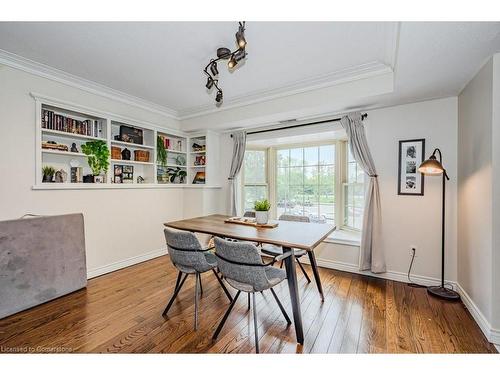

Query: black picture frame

[119,125,143,145]
[398,139,425,196]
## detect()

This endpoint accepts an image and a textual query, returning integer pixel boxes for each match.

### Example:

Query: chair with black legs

[162,227,233,330]
[212,237,292,353]
[260,214,325,301]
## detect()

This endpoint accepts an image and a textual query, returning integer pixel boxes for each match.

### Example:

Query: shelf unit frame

[32,93,220,190]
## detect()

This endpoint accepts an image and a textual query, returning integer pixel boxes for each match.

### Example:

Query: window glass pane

[244,150,266,184]
[244,186,267,212]
[319,166,334,185]
[277,149,289,167]
[289,148,303,166]
[288,166,303,186]
[276,144,337,224]
[304,166,318,185]
[344,143,365,230]
[320,145,335,165]
[304,147,318,166]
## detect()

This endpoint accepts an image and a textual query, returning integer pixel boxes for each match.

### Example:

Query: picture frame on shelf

[119,125,143,145]
[398,138,425,196]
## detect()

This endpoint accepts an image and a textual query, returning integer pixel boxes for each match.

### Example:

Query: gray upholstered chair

[163,227,232,330]
[261,214,325,301]
[212,237,291,353]
[243,211,256,218]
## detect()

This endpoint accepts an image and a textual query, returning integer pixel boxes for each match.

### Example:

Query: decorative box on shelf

[111,146,122,160]
[134,150,150,162]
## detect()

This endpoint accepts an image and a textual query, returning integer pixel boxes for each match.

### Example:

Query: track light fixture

[215,90,223,103]
[203,21,247,105]
[205,77,214,89]
[210,61,218,76]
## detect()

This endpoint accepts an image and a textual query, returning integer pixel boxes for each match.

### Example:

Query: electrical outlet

[410,247,417,257]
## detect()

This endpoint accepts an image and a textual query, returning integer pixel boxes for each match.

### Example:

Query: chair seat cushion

[224,266,286,292]
[261,244,307,258]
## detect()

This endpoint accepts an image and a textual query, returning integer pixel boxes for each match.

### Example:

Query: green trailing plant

[81,140,110,176]
[157,135,168,167]
[167,167,187,183]
[254,199,271,211]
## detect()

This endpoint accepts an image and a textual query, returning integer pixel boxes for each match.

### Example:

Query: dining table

[163,214,336,344]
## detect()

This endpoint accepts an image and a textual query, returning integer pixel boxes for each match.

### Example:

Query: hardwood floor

[0,255,496,354]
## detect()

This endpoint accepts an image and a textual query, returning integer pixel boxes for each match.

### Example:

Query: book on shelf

[159,135,183,152]
[42,109,103,138]
[70,167,83,183]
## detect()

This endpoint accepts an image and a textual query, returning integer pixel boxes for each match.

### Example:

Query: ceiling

[0,22,499,121]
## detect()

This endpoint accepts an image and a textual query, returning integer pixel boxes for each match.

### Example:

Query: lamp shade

[418,156,444,175]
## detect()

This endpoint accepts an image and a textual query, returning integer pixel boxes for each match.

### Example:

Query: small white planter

[255,210,269,225]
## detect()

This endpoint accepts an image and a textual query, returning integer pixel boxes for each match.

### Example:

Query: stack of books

[42,109,103,138]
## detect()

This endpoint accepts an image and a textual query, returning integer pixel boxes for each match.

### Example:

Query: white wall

[458,58,493,325]
[492,54,500,333]
[0,66,221,277]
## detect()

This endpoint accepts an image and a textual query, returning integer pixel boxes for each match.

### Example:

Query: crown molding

[0,49,180,120]
[178,61,393,120]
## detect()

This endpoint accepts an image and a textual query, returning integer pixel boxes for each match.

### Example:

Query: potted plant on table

[81,140,110,183]
[254,199,271,225]
[42,166,56,182]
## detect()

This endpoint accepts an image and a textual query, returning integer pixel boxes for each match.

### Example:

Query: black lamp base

[427,286,460,301]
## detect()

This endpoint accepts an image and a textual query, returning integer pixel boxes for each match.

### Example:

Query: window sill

[324,229,361,247]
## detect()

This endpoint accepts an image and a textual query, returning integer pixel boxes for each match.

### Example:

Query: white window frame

[241,139,364,232]
[240,147,269,214]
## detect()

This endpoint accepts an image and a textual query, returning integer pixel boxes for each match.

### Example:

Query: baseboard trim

[87,247,167,279]
[307,257,499,346]
[455,283,496,344]
[304,257,456,288]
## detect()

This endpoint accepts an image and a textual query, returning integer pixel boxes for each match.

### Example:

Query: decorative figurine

[121,148,131,160]
[54,169,67,183]
[70,143,79,153]
[137,176,145,184]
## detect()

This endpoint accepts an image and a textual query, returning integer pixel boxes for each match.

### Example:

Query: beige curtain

[228,131,247,216]
[340,112,385,273]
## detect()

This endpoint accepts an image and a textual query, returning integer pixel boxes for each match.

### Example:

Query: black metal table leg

[307,250,324,302]
[283,246,304,344]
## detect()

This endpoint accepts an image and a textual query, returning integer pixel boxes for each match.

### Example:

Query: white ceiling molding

[0,49,180,120]
[177,61,393,119]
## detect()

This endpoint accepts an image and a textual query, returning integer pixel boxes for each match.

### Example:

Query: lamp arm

[431,148,450,180]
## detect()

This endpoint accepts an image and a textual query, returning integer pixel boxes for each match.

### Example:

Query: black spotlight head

[215,90,223,103]
[210,61,218,76]
[205,77,214,89]
[236,30,246,49]
[234,48,246,62]
[228,55,237,69]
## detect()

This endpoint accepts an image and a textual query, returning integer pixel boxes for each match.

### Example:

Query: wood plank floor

[0,255,496,354]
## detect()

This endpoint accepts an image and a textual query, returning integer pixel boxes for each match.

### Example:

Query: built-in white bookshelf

[33,94,221,190]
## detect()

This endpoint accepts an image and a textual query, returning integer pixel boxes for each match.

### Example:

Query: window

[276,145,335,224]
[242,149,268,212]
[343,145,365,230]
[241,140,365,231]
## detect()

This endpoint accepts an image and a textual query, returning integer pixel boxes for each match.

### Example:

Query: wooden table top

[164,214,336,251]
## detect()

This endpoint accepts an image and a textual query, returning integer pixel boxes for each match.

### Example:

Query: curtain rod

[231,113,367,137]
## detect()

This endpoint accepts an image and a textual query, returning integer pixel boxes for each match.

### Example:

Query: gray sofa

[0,213,87,319]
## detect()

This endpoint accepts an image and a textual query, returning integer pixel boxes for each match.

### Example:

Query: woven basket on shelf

[134,150,150,162]
[111,146,122,160]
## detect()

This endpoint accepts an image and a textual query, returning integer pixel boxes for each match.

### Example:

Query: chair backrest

[279,214,310,223]
[243,211,256,218]
[214,237,270,291]
[164,227,208,272]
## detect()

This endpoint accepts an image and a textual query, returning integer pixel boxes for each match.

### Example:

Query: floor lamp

[418,148,460,301]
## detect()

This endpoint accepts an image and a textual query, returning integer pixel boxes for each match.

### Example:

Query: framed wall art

[398,139,425,196]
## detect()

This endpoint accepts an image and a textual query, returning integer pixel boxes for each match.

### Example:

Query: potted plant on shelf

[167,167,187,183]
[157,135,168,167]
[81,140,110,183]
[42,166,56,183]
[254,199,271,225]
